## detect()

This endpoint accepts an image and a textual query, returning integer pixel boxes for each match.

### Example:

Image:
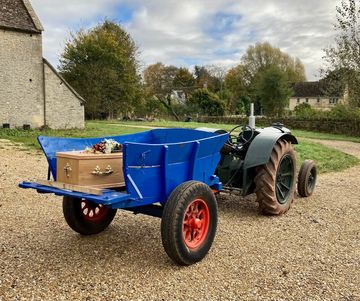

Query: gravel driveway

[0,139,359,301]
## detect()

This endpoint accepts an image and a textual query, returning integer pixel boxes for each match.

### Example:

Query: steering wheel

[227,125,255,147]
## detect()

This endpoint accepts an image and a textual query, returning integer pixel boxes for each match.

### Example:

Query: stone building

[0,0,85,129]
[288,81,347,111]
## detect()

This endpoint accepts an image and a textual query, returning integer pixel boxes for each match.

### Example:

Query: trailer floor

[0,139,359,301]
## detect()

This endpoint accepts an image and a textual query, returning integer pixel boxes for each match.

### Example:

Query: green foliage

[294,103,360,120]
[256,66,293,116]
[59,20,142,119]
[294,103,317,118]
[188,89,225,116]
[223,42,306,116]
[144,63,178,97]
[194,66,221,93]
[242,42,306,83]
[173,67,195,91]
[143,63,181,120]
[323,0,360,106]
[328,104,360,119]
[134,96,168,118]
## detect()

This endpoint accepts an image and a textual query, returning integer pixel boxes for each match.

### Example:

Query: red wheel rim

[81,200,109,222]
[182,199,210,249]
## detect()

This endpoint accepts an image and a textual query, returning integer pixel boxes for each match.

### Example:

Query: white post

[249,103,256,129]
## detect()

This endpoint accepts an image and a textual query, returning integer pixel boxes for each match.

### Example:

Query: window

[305,98,309,103]
[329,98,339,104]
[297,98,300,103]
[317,97,320,103]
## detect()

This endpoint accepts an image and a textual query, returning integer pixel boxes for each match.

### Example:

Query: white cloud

[31,0,341,79]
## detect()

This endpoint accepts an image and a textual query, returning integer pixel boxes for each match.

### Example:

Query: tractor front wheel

[63,196,117,235]
[298,160,317,197]
[161,181,218,265]
[254,139,296,215]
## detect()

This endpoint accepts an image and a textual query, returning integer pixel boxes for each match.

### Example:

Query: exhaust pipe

[249,103,256,129]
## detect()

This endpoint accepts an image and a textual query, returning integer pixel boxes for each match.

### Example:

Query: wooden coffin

[56,151,124,189]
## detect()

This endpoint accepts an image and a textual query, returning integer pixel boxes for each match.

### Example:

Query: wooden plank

[37,180,105,196]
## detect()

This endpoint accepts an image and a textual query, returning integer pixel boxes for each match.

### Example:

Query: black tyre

[297,160,317,197]
[63,196,117,235]
[254,140,296,215]
[161,181,218,265]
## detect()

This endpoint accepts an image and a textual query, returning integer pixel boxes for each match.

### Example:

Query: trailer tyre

[161,181,218,265]
[63,196,117,235]
[297,160,317,197]
[255,139,296,215]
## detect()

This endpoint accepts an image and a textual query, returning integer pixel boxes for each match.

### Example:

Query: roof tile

[0,0,40,33]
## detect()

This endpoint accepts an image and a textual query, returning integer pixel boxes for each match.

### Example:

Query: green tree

[173,67,195,91]
[224,65,250,112]
[143,63,180,120]
[323,0,360,106]
[188,89,225,116]
[224,42,306,115]
[242,42,306,83]
[256,66,293,116]
[59,20,142,119]
[194,65,221,93]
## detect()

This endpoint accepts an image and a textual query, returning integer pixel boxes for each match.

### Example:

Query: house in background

[288,81,348,111]
[0,0,85,129]
[170,90,187,104]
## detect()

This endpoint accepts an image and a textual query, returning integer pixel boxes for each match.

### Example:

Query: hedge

[197,116,360,137]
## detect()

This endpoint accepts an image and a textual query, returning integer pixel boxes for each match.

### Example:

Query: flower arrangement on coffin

[83,139,122,154]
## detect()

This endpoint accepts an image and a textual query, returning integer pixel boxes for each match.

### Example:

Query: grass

[0,123,146,149]
[1,120,359,174]
[295,140,359,173]
[91,119,360,143]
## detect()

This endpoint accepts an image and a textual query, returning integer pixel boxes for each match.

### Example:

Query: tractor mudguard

[241,129,298,196]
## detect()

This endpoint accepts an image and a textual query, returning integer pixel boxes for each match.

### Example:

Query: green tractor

[201,112,317,215]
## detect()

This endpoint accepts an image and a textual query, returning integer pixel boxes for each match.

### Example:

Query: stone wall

[44,60,85,129]
[288,97,340,111]
[198,116,360,137]
[0,30,44,128]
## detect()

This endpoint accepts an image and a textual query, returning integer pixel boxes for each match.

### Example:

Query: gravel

[0,139,359,301]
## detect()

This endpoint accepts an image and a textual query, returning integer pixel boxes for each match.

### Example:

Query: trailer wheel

[161,181,218,265]
[62,196,117,235]
[255,140,296,215]
[298,160,317,197]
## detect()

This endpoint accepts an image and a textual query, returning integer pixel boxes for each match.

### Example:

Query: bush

[188,89,225,116]
[294,103,317,118]
[328,104,360,119]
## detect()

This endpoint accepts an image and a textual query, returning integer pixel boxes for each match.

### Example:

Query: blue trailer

[20,128,229,265]
[19,124,317,265]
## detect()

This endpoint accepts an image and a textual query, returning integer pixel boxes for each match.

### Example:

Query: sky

[31,0,341,80]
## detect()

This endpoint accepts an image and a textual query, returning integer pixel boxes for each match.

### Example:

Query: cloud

[31,0,341,79]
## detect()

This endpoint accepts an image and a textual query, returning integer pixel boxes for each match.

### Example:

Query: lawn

[0,123,146,149]
[93,119,360,143]
[0,120,358,174]
[295,140,359,173]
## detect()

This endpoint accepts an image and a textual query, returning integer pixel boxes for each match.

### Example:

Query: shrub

[188,89,225,116]
[294,103,317,118]
[328,104,360,119]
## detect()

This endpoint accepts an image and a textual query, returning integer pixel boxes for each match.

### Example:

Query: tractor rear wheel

[254,140,296,215]
[63,196,117,235]
[161,181,218,265]
[297,160,317,197]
